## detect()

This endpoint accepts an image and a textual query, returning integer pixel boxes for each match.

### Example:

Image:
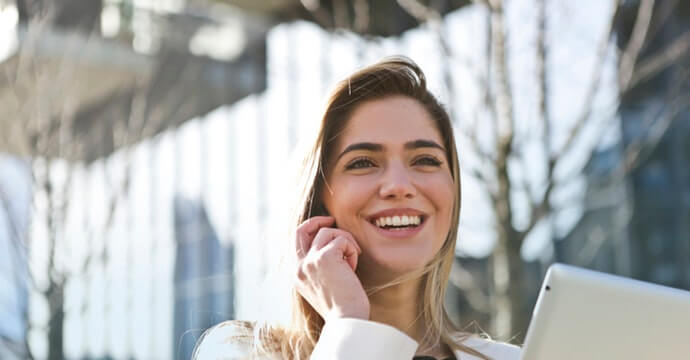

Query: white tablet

[520,263,690,359]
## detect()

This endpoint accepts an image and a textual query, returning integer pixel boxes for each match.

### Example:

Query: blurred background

[0,0,688,359]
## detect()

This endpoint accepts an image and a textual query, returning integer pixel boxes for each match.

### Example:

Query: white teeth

[374,215,422,228]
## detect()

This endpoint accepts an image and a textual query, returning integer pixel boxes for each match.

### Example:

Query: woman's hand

[294,216,370,322]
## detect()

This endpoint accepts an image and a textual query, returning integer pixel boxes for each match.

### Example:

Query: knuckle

[331,236,348,248]
[294,228,306,240]
[304,257,321,271]
[295,265,307,281]
[313,253,329,266]
[332,230,354,244]
[315,227,332,238]
[295,220,313,235]
[295,221,306,233]
[321,244,342,260]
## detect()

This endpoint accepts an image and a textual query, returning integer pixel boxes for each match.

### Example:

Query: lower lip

[367,219,426,238]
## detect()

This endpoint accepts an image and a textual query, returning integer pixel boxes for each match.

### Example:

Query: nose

[378,161,417,200]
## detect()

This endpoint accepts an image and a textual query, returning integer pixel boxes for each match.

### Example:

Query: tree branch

[561,64,689,188]
[396,0,441,23]
[489,1,514,143]
[536,0,550,154]
[518,176,554,243]
[535,2,625,240]
[561,1,689,178]
[627,29,690,90]
[552,0,620,162]
[75,156,132,282]
[516,0,552,242]
[488,0,518,250]
[623,92,690,171]
[457,8,498,170]
[618,0,655,90]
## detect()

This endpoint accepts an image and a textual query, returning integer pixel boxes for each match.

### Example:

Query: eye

[345,157,376,170]
[413,155,442,167]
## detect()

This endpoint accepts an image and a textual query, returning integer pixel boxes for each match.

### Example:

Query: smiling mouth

[370,215,426,230]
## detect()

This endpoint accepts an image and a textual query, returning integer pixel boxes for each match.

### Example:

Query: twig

[627,30,690,90]
[618,0,655,90]
[396,0,441,23]
[552,0,620,162]
[489,0,514,143]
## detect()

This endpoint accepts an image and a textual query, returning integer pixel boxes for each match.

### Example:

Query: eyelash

[413,156,442,167]
[345,157,376,170]
[344,156,443,170]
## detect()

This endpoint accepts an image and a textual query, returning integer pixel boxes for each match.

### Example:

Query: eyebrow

[404,139,446,152]
[336,139,446,162]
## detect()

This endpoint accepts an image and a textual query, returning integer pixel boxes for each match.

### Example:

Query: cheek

[325,178,374,223]
[422,174,455,210]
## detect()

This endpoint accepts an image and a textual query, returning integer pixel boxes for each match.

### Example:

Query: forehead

[338,96,443,148]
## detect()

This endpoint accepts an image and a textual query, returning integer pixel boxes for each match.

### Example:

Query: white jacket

[193,318,521,360]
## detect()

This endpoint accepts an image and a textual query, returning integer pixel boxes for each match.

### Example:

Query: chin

[359,246,435,281]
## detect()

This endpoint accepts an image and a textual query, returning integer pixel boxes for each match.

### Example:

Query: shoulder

[192,320,281,360]
[455,336,522,360]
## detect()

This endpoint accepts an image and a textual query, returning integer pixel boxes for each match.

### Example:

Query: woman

[193,57,521,360]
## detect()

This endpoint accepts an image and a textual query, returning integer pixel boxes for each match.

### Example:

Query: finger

[311,228,359,253]
[329,229,362,255]
[300,216,336,237]
[343,248,358,271]
[321,237,359,272]
[295,216,335,256]
[339,237,359,271]
[341,230,362,254]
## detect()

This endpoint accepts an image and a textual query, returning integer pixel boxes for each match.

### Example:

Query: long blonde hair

[264,56,490,359]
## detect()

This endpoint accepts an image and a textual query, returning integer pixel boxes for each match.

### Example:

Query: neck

[368,277,424,339]
[365,276,450,357]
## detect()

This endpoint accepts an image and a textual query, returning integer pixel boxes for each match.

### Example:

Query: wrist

[326,307,370,322]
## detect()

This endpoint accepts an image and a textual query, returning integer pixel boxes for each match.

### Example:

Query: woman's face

[322,96,455,282]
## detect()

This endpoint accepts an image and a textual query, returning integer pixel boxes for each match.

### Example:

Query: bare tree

[466,0,687,340]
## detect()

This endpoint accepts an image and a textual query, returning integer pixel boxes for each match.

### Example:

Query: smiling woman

[321,96,455,279]
[192,57,521,360]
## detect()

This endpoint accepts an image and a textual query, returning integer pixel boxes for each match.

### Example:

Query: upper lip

[366,208,428,223]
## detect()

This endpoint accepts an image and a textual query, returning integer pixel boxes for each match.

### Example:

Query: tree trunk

[491,223,528,341]
[42,159,66,360]
[46,281,65,360]
[491,135,518,339]
[490,232,512,339]
[507,236,527,341]
[488,0,530,341]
